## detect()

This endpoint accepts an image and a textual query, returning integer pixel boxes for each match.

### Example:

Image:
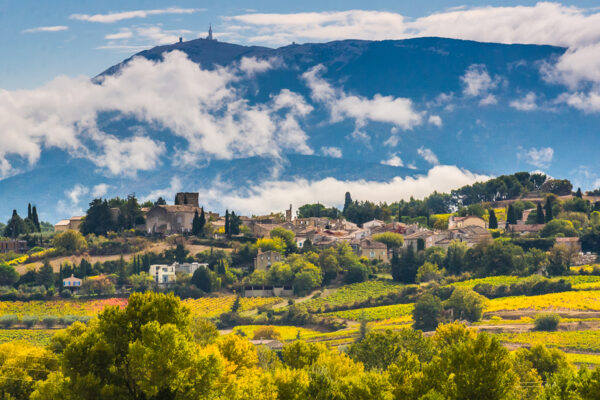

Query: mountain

[3,36,599,223]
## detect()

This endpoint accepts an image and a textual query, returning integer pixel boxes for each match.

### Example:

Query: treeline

[3,292,595,400]
[2,203,41,237]
[297,172,586,226]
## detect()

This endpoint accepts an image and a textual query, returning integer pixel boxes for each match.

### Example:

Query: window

[370,251,375,257]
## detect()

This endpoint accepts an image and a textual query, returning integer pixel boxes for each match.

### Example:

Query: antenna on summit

[206,24,214,41]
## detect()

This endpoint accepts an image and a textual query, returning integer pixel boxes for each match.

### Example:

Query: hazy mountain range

[2,36,599,223]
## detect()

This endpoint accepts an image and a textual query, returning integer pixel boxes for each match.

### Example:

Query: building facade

[0,240,27,254]
[254,250,284,271]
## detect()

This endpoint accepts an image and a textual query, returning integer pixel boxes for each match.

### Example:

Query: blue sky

[2,0,599,89]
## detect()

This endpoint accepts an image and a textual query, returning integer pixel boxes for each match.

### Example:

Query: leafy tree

[488,209,498,229]
[80,198,114,235]
[533,313,561,331]
[4,210,26,238]
[547,244,572,276]
[514,344,568,381]
[372,232,404,252]
[293,264,322,296]
[443,240,468,275]
[413,293,443,331]
[155,197,167,205]
[191,266,212,293]
[282,341,327,369]
[344,263,369,284]
[256,237,286,254]
[52,230,87,254]
[229,211,241,235]
[545,196,554,222]
[129,272,154,292]
[540,219,578,238]
[536,203,545,224]
[416,262,446,283]
[397,245,419,284]
[446,287,487,322]
[0,262,19,286]
[318,251,340,284]
[36,260,55,288]
[481,241,526,275]
[271,227,296,253]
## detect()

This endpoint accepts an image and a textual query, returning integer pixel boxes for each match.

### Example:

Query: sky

[2,0,600,89]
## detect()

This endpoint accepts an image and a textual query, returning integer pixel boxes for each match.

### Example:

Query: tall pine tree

[488,209,498,229]
[536,203,545,224]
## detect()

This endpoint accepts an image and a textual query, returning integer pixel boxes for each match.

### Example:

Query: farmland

[323,303,414,322]
[485,290,600,313]
[300,280,405,311]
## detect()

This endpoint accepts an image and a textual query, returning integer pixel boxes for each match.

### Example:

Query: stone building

[174,192,199,207]
[254,250,284,271]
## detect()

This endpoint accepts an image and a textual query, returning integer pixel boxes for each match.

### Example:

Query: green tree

[191,210,202,236]
[413,293,443,331]
[271,227,297,253]
[229,211,241,235]
[191,266,212,293]
[397,245,419,284]
[52,230,87,254]
[199,208,206,236]
[536,202,545,224]
[506,204,517,225]
[443,240,468,275]
[540,219,578,238]
[446,287,487,322]
[343,192,353,216]
[576,187,583,198]
[80,198,114,235]
[4,210,26,238]
[36,260,55,288]
[372,232,404,253]
[224,210,230,236]
[293,264,322,296]
[0,262,19,286]
[488,209,498,229]
[545,197,554,222]
[416,262,446,284]
[344,263,370,284]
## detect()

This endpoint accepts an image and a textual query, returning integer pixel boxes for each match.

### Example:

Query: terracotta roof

[55,220,70,226]
[509,224,545,232]
[70,216,85,221]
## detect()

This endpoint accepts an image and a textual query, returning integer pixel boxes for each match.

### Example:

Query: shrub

[252,326,282,340]
[446,287,487,322]
[42,315,59,328]
[22,315,38,328]
[60,289,72,298]
[0,314,19,328]
[534,313,560,331]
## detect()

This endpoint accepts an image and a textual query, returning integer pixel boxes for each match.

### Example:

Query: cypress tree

[32,206,40,232]
[343,192,353,216]
[507,204,517,225]
[576,188,583,198]
[536,203,545,224]
[27,204,32,220]
[192,210,201,236]
[224,210,230,236]
[488,209,498,229]
[390,251,401,282]
[545,197,554,222]
[199,208,206,236]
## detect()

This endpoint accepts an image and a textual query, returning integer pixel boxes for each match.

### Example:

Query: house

[0,239,27,254]
[63,274,82,288]
[403,230,436,250]
[243,285,294,297]
[249,339,284,350]
[556,237,582,252]
[54,216,85,232]
[173,262,208,275]
[295,237,307,249]
[508,224,545,235]
[250,222,282,238]
[448,215,486,229]
[352,238,388,262]
[149,264,176,285]
[254,250,284,271]
[435,226,492,249]
[294,217,331,229]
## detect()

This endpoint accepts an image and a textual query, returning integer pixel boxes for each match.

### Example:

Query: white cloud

[223,5,600,102]
[92,183,110,198]
[518,146,554,169]
[239,57,278,76]
[428,115,442,127]
[302,65,425,138]
[66,184,89,205]
[510,92,538,111]
[479,94,498,106]
[100,26,194,49]
[417,147,440,165]
[461,64,498,98]
[381,153,404,167]
[557,91,600,113]
[321,146,342,158]
[22,26,68,33]
[70,7,202,23]
[142,177,182,203]
[200,165,490,215]
[0,51,313,178]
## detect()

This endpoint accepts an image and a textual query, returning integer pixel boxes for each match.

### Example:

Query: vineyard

[485,290,600,313]
[231,325,321,340]
[323,303,414,322]
[450,275,521,288]
[183,297,281,318]
[0,329,55,346]
[498,330,600,353]
[301,280,405,311]
[0,296,280,320]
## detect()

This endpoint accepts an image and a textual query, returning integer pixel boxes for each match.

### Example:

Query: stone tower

[174,192,199,207]
[286,204,292,222]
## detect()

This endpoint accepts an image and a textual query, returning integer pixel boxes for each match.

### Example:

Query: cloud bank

[70,7,203,23]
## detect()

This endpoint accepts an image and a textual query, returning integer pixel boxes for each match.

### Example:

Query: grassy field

[301,281,405,311]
